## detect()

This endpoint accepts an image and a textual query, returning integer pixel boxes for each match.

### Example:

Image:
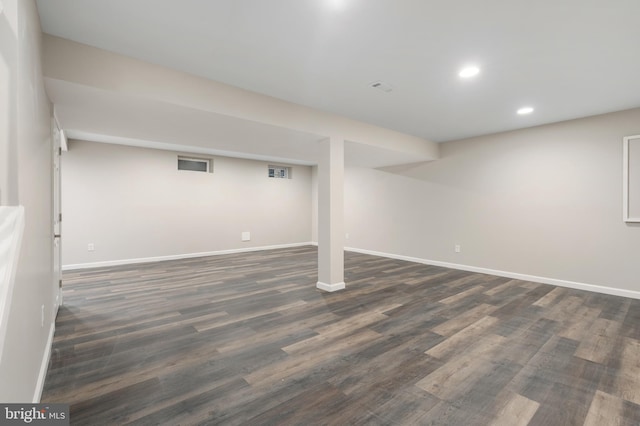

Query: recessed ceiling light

[326,0,346,10]
[517,106,534,115]
[459,66,480,78]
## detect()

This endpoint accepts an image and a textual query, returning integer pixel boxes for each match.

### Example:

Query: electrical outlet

[88,243,95,251]
[241,232,251,242]
[454,244,461,253]
[345,233,350,240]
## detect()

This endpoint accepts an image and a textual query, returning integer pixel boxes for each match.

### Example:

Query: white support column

[316,136,345,292]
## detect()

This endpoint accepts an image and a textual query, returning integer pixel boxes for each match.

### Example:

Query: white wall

[0,0,17,205]
[62,140,312,267]
[344,108,640,296]
[0,0,56,402]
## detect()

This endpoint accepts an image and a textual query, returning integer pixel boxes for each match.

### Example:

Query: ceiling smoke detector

[370,81,393,93]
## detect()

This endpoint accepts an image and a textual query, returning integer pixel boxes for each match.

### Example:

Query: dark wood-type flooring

[42,246,640,425]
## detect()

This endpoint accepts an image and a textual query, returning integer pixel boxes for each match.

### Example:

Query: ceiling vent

[370,81,393,93]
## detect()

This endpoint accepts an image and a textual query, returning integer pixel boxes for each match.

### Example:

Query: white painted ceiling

[37,0,640,144]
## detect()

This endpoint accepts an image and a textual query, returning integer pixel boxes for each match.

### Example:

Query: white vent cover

[370,81,393,93]
[268,165,290,179]
[178,156,211,173]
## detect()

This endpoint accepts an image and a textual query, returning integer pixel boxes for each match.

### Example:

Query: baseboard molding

[33,321,55,403]
[316,281,346,292]
[345,246,640,300]
[62,242,314,271]
[63,242,640,298]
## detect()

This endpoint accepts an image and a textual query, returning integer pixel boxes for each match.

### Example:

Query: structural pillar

[316,136,345,292]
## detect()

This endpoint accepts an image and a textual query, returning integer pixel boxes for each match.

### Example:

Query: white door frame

[52,116,63,311]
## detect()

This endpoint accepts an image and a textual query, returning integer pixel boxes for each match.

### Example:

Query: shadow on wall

[0,6,19,205]
[377,160,433,177]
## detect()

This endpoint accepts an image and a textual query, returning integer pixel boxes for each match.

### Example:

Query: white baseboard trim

[63,242,640,299]
[316,281,346,292]
[33,321,55,403]
[345,246,640,300]
[62,242,314,271]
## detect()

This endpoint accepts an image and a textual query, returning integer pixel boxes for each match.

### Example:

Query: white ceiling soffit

[36,0,640,142]
[62,130,318,166]
[47,78,417,168]
[46,78,324,166]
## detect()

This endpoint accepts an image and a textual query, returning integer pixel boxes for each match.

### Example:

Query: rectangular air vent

[268,165,291,179]
[178,156,212,173]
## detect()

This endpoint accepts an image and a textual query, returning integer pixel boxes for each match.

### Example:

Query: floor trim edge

[62,242,314,271]
[345,246,640,300]
[33,321,55,403]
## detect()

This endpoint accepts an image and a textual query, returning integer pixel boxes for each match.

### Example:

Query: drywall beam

[316,137,345,292]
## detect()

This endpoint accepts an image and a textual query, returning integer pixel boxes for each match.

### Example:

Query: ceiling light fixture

[326,0,346,10]
[517,106,534,115]
[459,66,480,78]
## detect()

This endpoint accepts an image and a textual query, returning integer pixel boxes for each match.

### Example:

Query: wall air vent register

[268,165,291,179]
[178,156,212,173]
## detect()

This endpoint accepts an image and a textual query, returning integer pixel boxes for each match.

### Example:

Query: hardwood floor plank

[575,318,621,364]
[532,286,566,307]
[366,387,440,425]
[557,305,601,341]
[499,317,559,366]
[504,335,579,403]
[330,339,441,399]
[584,390,626,426]
[415,333,508,400]
[431,303,497,336]
[281,313,385,355]
[426,315,498,359]
[612,337,640,406]
[417,399,494,425]
[41,246,640,425]
[491,392,540,426]
[481,278,514,296]
[438,284,485,304]
[527,380,594,426]
[620,299,640,340]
